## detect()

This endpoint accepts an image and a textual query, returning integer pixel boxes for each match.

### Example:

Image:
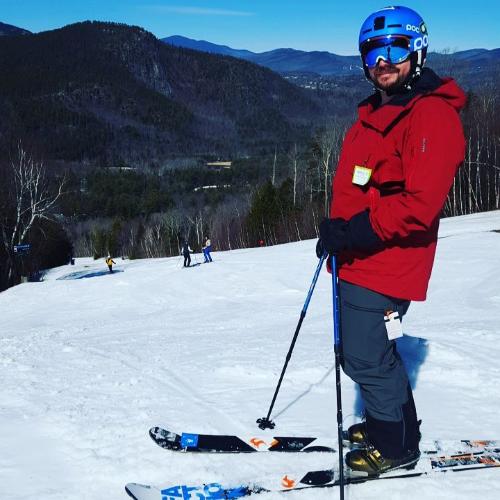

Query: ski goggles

[360,36,412,68]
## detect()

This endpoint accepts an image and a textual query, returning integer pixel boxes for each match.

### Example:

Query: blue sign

[14,244,31,254]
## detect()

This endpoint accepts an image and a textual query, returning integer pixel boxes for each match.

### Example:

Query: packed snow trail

[1,211,500,499]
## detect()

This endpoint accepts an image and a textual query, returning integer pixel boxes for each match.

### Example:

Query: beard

[372,64,409,93]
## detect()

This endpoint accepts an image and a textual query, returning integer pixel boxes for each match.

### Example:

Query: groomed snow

[1,210,500,499]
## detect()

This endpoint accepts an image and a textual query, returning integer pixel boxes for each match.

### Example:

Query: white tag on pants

[384,310,403,340]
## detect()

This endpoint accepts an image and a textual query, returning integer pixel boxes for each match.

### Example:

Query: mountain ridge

[0,21,31,36]
[0,21,332,166]
[162,35,500,76]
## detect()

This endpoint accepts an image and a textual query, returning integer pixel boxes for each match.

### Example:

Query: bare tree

[312,120,347,215]
[1,142,65,283]
[187,212,207,250]
[288,143,300,207]
[141,221,165,258]
[272,145,277,187]
[444,86,500,217]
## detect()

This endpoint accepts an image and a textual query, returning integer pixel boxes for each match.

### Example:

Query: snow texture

[1,210,500,499]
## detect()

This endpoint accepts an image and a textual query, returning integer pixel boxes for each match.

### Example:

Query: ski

[150,426,500,455]
[149,426,335,453]
[125,448,500,499]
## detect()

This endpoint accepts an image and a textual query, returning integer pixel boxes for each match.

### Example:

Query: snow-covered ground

[1,210,500,500]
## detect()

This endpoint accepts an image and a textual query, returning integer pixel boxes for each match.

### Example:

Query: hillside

[2,22,495,169]
[164,35,255,59]
[163,36,361,76]
[163,35,500,80]
[0,21,31,36]
[0,22,327,167]
[1,210,500,499]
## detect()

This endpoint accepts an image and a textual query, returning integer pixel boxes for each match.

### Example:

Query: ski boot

[346,393,422,477]
[343,421,369,447]
[345,384,421,449]
[346,445,420,477]
[345,419,421,448]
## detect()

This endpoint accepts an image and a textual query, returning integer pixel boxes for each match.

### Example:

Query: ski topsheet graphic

[126,441,500,499]
[150,427,500,455]
[149,426,334,453]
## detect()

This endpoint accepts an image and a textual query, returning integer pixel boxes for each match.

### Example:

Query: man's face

[368,59,411,92]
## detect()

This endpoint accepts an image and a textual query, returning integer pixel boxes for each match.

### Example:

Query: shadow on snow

[271,333,429,424]
[352,334,429,417]
[57,269,124,280]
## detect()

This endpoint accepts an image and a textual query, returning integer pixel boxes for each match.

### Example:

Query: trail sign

[14,244,31,254]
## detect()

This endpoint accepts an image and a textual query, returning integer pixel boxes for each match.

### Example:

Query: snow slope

[1,210,500,500]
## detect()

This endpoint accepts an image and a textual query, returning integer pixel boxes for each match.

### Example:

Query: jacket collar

[357,68,443,133]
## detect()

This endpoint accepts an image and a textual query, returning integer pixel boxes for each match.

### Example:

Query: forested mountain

[162,35,361,76]
[0,21,336,168]
[164,35,255,59]
[5,22,495,170]
[163,35,500,79]
[163,36,361,76]
[0,21,31,36]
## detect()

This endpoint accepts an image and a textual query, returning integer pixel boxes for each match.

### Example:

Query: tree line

[0,85,498,292]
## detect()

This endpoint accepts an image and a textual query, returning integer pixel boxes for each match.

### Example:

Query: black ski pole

[257,253,326,430]
[331,254,344,500]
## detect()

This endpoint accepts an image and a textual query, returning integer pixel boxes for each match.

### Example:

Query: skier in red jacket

[317,6,465,476]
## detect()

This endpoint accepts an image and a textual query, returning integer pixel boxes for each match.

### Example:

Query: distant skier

[181,241,193,267]
[316,6,466,476]
[105,255,116,273]
[202,236,213,263]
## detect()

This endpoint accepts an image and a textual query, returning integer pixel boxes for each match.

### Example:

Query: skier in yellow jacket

[105,255,116,273]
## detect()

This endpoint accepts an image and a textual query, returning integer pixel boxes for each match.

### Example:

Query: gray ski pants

[339,280,411,422]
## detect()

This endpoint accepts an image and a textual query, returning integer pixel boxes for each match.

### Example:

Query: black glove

[317,218,349,257]
[316,210,383,258]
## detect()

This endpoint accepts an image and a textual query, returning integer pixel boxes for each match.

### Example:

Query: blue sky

[1,1,499,54]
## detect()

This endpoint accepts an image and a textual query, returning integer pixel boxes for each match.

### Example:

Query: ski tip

[148,426,161,438]
[148,426,160,443]
[149,426,184,451]
[149,425,168,435]
[149,426,179,441]
[125,482,161,500]
[125,483,146,499]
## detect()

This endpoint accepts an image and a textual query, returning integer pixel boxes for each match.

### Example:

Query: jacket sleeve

[369,98,465,241]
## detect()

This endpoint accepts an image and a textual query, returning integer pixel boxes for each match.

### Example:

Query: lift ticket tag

[352,165,372,186]
[384,310,403,340]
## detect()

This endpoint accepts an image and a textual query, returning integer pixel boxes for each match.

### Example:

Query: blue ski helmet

[358,6,429,84]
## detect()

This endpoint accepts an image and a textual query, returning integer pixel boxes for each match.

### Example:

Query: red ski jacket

[331,69,466,301]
